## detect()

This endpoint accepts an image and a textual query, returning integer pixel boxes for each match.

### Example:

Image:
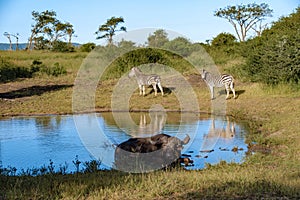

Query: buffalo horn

[182,134,190,145]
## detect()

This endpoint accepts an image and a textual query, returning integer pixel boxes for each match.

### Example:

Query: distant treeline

[0,43,28,50]
[0,43,81,51]
[1,8,299,86]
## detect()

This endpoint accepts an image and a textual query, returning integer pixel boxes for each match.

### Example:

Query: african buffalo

[114,133,192,172]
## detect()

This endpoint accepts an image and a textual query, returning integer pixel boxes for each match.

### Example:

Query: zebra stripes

[128,67,164,96]
[201,69,236,100]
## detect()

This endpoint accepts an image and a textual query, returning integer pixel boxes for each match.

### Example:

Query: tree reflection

[35,115,63,132]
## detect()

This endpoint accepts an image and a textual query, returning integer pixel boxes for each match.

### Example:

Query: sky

[0,0,299,45]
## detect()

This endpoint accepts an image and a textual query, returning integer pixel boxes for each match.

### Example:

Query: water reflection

[34,115,63,132]
[201,116,236,152]
[105,111,167,136]
[0,112,248,173]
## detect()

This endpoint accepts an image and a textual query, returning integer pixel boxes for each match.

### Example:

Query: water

[0,112,248,173]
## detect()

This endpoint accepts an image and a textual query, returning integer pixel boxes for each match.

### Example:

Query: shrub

[80,42,96,52]
[162,37,194,57]
[211,32,237,47]
[52,41,75,52]
[0,60,32,82]
[238,8,300,85]
[41,62,67,76]
[101,47,193,80]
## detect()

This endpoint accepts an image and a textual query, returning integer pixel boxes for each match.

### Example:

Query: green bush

[0,60,33,82]
[101,47,193,80]
[41,62,67,76]
[162,37,194,57]
[80,42,96,52]
[52,41,75,52]
[0,59,67,83]
[211,32,237,47]
[237,8,300,85]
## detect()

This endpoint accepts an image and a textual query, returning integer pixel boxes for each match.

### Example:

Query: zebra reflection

[201,69,236,100]
[131,112,166,136]
[128,67,164,96]
[201,116,235,151]
[206,116,235,139]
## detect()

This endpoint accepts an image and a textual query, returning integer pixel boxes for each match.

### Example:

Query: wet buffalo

[114,133,192,172]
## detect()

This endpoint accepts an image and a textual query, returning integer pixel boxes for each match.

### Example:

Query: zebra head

[128,67,137,78]
[201,69,207,79]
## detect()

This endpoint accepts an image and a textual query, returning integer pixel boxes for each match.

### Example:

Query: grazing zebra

[201,69,236,100]
[128,67,164,96]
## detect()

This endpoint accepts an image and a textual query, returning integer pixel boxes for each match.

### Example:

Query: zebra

[128,67,164,96]
[201,69,236,100]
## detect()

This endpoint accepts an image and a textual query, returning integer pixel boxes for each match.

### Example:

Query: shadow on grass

[148,86,175,96]
[0,84,73,99]
[183,179,299,199]
[217,89,246,99]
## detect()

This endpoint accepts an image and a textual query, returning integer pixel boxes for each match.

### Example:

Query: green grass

[0,50,300,199]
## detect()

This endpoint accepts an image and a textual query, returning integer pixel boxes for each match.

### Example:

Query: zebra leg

[225,84,230,99]
[230,82,236,99]
[210,86,215,99]
[152,84,157,96]
[139,85,143,96]
[142,85,146,96]
[157,82,164,96]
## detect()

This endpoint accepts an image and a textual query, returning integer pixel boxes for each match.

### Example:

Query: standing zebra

[201,69,236,100]
[128,67,164,96]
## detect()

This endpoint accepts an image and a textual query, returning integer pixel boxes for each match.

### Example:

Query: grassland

[0,50,299,199]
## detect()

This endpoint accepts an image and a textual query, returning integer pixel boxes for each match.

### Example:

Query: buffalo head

[114,134,191,172]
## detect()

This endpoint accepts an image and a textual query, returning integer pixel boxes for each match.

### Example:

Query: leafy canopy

[214,3,273,41]
[95,16,126,45]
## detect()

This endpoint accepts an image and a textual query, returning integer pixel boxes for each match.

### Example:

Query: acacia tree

[52,22,75,46]
[65,23,75,46]
[95,16,126,45]
[214,3,273,41]
[27,10,75,50]
[27,10,57,50]
[251,20,269,37]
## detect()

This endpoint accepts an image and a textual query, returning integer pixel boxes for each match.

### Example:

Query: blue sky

[0,0,299,45]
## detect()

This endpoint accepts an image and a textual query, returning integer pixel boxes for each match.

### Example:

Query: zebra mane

[133,67,144,76]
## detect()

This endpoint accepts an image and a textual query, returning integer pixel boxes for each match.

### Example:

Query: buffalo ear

[159,135,169,144]
[182,134,190,145]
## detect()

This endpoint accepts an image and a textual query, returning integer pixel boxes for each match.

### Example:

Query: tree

[147,29,169,48]
[27,10,57,50]
[11,33,20,50]
[52,22,75,46]
[3,32,12,50]
[27,10,75,50]
[163,37,193,57]
[214,3,273,41]
[65,23,75,46]
[251,20,269,37]
[95,16,126,45]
